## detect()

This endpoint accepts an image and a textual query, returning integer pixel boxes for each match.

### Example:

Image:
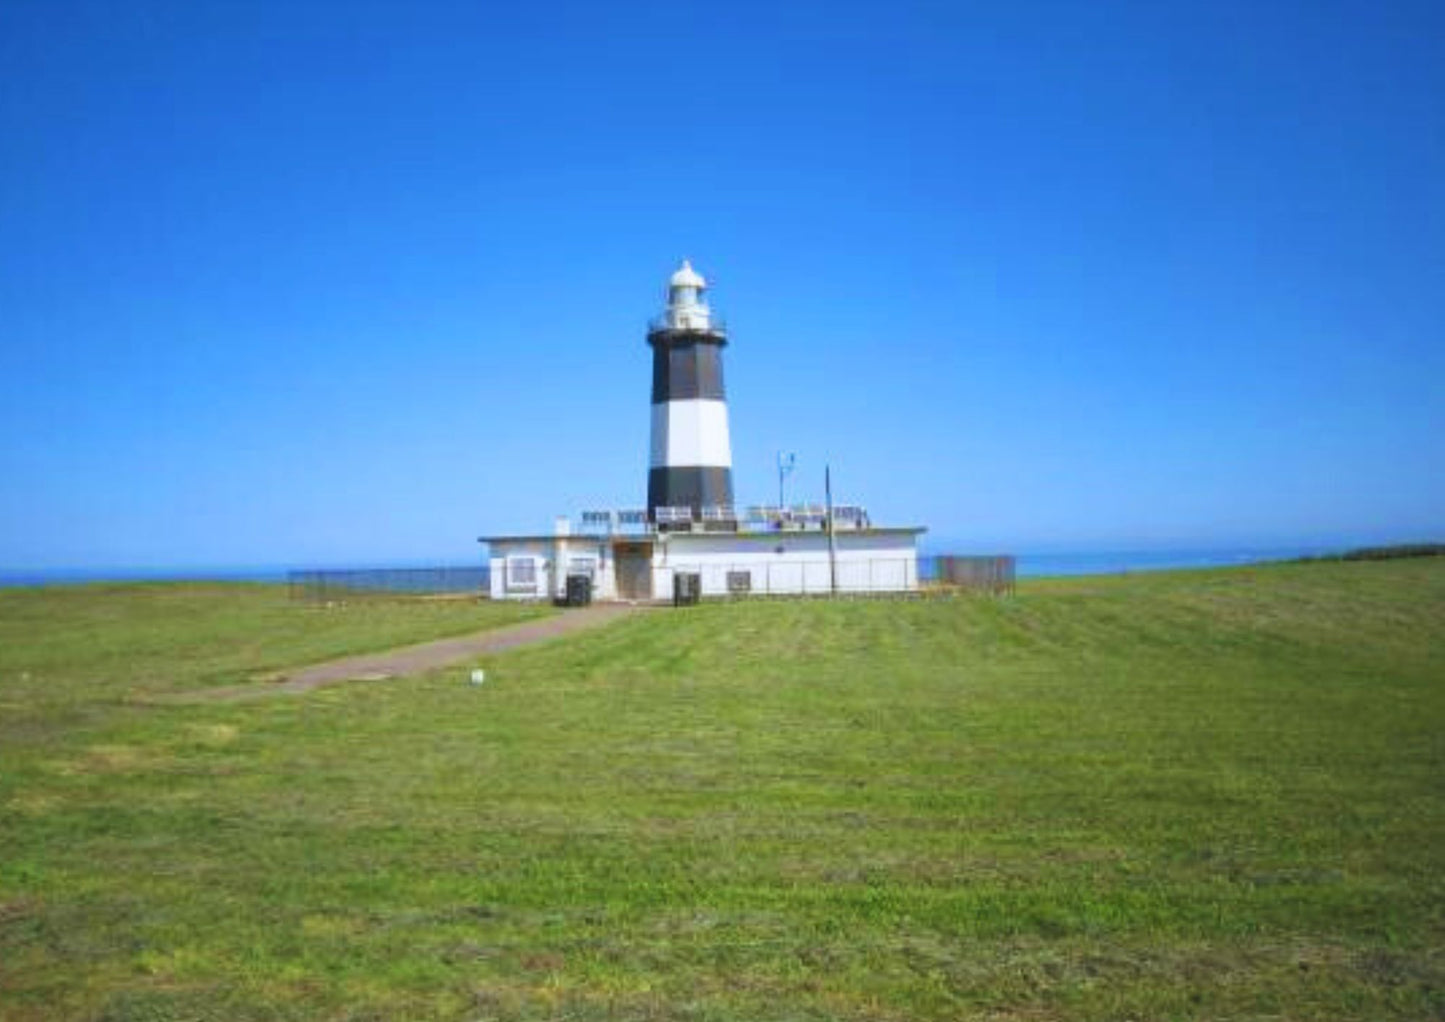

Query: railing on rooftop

[568,502,877,536]
[577,509,650,535]
[745,504,872,530]
[646,314,728,336]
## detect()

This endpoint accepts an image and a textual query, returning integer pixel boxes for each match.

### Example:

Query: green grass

[2,561,1443,1020]
[0,582,548,702]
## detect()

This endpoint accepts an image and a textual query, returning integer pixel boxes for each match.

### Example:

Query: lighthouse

[482,257,929,601]
[647,260,734,523]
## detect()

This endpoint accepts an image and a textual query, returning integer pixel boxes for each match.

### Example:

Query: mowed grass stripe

[1,559,1442,1019]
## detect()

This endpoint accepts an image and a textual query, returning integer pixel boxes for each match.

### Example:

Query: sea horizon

[0,544,1354,589]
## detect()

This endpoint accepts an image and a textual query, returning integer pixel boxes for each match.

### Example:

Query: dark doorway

[613,541,653,601]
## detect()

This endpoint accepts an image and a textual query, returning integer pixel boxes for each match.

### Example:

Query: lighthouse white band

[650,399,733,469]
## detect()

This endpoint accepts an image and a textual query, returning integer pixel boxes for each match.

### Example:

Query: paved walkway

[161,603,644,704]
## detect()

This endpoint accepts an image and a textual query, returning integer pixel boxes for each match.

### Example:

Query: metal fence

[286,557,1014,603]
[663,557,917,599]
[288,566,490,602]
[920,555,1016,596]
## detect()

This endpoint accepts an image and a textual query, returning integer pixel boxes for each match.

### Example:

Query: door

[613,541,653,600]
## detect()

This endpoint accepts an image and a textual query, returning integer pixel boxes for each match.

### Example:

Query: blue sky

[1,0,1441,569]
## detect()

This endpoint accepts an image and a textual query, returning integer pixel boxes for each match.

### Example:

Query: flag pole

[825,463,838,597]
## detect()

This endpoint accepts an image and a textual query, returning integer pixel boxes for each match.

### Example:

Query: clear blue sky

[2,0,1441,570]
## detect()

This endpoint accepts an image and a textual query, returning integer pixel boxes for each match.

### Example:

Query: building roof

[477,535,614,544]
[668,259,706,289]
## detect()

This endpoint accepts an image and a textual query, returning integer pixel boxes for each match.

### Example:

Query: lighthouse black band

[650,338,726,403]
[649,467,734,517]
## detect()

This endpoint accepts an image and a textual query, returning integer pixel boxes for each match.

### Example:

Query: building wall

[487,531,921,601]
[654,531,920,599]
[486,538,616,601]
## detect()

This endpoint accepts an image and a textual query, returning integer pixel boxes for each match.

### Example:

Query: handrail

[647,315,727,336]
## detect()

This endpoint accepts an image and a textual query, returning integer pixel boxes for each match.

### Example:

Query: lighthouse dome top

[669,260,706,290]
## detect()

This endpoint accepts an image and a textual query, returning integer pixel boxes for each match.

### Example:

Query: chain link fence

[288,567,490,603]
[919,555,1016,595]
[287,556,1014,603]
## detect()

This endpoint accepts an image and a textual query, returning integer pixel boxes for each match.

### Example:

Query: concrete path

[160,603,644,704]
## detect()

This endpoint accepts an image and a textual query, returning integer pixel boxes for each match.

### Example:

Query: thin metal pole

[825,464,838,597]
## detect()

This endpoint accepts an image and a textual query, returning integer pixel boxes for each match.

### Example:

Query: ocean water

[0,566,293,587]
[0,547,1338,588]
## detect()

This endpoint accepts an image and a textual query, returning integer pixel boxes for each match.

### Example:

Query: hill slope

[2,561,1443,1020]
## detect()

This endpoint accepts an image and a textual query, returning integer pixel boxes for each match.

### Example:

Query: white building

[483,513,924,602]
[480,261,927,602]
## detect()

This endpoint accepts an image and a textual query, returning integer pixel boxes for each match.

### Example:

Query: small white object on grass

[469,669,486,686]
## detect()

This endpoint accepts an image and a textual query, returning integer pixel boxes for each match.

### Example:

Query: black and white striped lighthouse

[647,260,734,522]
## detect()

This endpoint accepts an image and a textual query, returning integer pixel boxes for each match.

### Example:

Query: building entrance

[613,541,653,601]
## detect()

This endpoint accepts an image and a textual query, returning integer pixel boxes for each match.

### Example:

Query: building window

[727,571,752,595]
[506,557,537,589]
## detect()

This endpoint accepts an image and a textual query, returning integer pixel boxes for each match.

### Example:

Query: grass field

[1,561,1443,1020]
